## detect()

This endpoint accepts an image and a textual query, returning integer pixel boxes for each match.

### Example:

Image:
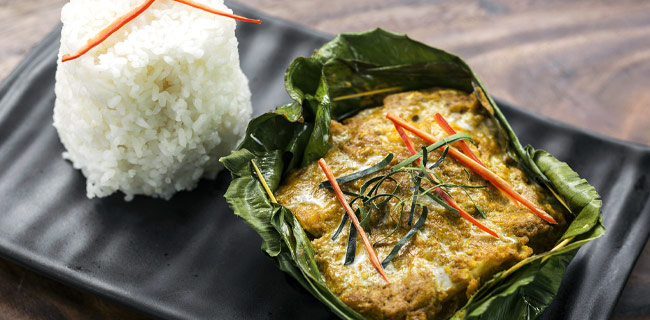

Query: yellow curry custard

[275,88,568,320]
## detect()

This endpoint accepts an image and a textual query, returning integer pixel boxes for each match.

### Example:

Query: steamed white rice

[54,0,252,200]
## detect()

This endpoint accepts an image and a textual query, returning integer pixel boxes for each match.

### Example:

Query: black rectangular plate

[0,2,649,319]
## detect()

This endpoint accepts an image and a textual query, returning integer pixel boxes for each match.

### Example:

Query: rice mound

[54,0,252,200]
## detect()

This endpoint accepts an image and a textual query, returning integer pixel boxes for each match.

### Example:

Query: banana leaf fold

[220,28,604,320]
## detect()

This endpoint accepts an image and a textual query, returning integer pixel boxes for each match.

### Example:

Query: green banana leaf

[221,28,603,320]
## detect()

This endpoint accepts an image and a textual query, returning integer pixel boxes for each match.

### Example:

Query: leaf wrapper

[221,28,603,320]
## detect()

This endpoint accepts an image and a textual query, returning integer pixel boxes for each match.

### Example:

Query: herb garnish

[387,112,558,224]
[381,206,428,268]
[318,159,390,283]
[391,121,499,237]
[318,131,497,270]
[319,154,394,189]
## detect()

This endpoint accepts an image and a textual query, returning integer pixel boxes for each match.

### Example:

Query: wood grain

[0,0,67,79]
[0,0,649,319]
[245,0,650,146]
[0,260,149,320]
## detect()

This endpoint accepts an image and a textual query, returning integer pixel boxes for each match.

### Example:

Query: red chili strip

[318,159,390,284]
[386,113,557,225]
[62,0,260,63]
[392,123,499,238]
[62,0,156,62]
[433,113,485,166]
[172,0,261,23]
[433,113,520,206]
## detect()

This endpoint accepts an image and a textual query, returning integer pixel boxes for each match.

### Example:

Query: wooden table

[1,0,649,318]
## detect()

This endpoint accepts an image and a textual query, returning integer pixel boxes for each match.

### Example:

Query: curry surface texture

[274,89,567,319]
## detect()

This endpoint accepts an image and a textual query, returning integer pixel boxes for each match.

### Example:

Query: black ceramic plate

[0,2,649,320]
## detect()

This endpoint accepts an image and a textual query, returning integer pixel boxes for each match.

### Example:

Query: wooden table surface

[1,0,649,319]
